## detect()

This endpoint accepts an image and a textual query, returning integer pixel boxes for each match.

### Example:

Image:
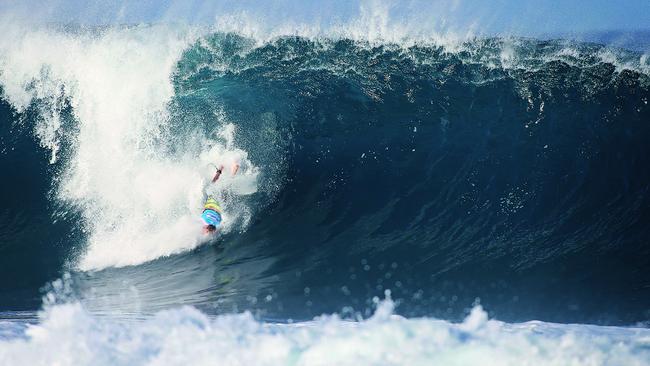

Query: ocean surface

[0,13,649,365]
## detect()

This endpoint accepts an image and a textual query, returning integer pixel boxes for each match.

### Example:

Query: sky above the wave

[1,0,649,36]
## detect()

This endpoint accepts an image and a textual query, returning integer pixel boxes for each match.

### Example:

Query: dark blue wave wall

[171,36,650,324]
[0,98,81,310]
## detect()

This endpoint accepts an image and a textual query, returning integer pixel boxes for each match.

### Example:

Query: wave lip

[1,298,649,365]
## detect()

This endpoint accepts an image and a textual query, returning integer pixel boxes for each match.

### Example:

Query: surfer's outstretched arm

[211,165,224,182]
[211,162,239,183]
[212,162,239,183]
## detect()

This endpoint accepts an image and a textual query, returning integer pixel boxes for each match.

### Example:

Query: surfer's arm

[211,165,224,182]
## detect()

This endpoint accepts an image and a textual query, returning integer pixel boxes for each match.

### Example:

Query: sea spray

[0,23,262,270]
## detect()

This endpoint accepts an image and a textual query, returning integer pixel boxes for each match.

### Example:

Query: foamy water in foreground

[1,299,649,365]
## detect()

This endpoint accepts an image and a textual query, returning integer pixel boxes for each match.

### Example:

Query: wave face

[0,20,649,334]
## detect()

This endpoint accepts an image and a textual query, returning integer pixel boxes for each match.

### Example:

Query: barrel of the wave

[201,197,222,235]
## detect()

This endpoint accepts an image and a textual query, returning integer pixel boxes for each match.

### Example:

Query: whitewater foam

[0,297,649,365]
[0,22,260,270]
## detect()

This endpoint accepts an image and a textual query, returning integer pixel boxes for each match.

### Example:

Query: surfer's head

[203,225,217,234]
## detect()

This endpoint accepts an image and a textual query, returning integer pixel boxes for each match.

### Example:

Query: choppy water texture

[2,299,650,366]
[0,17,649,365]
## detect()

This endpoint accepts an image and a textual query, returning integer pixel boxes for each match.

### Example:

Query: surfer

[201,196,222,234]
[202,162,240,234]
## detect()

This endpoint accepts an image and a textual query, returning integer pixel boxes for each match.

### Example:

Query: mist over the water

[0,1,649,364]
[3,0,650,43]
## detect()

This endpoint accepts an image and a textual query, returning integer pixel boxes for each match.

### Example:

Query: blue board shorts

[201,209,222,227]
